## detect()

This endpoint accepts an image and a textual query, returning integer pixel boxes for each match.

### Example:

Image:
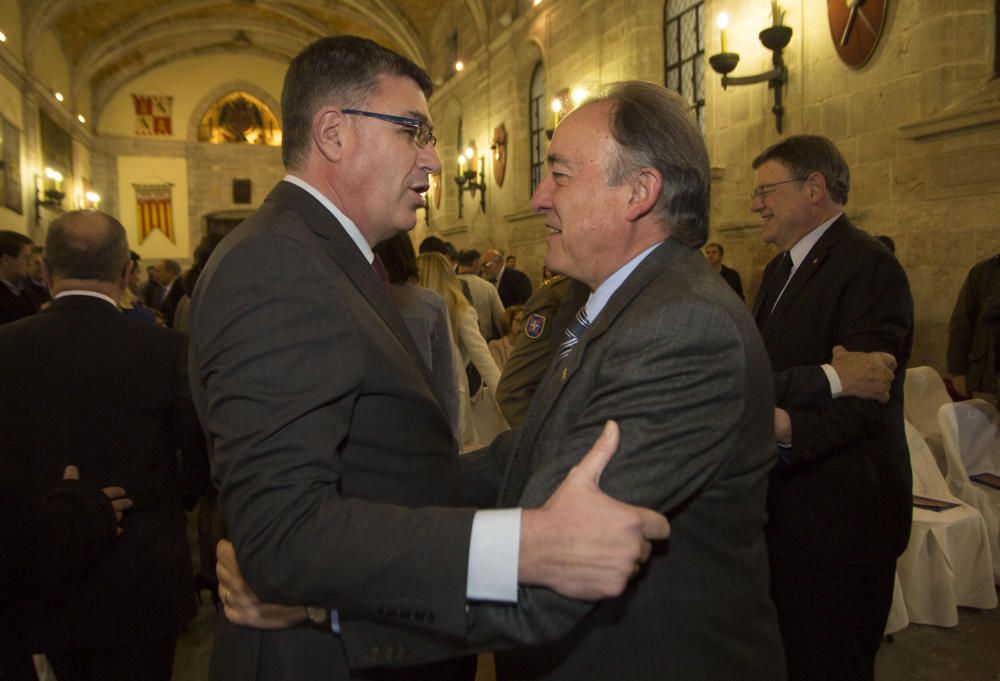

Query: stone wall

[707,0,1000,371]
[424,0,1000,374]
[93,134,283,263]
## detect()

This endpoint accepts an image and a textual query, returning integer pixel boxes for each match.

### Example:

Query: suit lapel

[500,240,672,503]
[267,182,448,412]
[759,215,849,340]
[752,257,778,324]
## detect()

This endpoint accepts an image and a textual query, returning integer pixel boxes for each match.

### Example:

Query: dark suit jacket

[24,280,51,307]
[753,215,914,563]
[161,279,185,328]
[0,295,203,653]
[346,239,786,680]
[0,283,38,325]
[719,264,744,300]
[496,267,533,307]
[189,181,476,681]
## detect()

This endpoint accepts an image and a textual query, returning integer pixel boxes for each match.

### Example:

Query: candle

[716,13,729,53]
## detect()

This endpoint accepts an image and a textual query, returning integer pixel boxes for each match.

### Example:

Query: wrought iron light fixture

[35,167,65,225]
[454,142,486,213]
[708,5,793,133]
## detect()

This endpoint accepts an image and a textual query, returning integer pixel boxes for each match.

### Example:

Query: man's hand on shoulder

[831,345,896,404]
[518,421,671,600]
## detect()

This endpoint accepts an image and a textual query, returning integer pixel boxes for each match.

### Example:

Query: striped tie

[556,306,591,361]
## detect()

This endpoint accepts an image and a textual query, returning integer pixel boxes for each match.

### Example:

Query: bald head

[481,248,503,280]
[45,210,129,284]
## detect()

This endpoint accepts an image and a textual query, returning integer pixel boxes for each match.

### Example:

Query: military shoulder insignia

[524,313,546,339]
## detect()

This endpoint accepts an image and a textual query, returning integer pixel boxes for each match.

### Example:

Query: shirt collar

[283,174,374,264]
[584,241,663,323]
[53,290,120,310]
[787,212,842,272]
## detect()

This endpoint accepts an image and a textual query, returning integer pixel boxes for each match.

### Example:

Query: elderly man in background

[481,247,533,307]
[0,210,206,681]
[751,135,913,681]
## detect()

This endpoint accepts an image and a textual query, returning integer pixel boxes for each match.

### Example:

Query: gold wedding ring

[224,589,232,606]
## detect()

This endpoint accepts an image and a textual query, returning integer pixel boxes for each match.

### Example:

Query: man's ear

[624,167,663,222]
[313,107,346,163]
[805,171,827,205]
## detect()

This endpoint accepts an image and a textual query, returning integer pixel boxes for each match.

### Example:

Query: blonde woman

[417,252,503,447]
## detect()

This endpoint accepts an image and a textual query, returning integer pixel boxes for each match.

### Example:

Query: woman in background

[120,251,158,325]
[418,252,503,448]
[489,304,524,371]
[374,234,459,440]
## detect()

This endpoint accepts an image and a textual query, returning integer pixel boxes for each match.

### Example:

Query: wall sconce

[708,4,793,133]
[546,89,571,140]
[454,142,486,213]
[546,87,592,139]
[35,167,65,224]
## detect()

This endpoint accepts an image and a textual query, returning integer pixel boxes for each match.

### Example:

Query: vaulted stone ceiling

[20,0,489,120]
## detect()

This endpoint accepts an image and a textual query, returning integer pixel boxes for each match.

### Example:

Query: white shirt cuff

[822,363,843,398]
[466,508,521,602]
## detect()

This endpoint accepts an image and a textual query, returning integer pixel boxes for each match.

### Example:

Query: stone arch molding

[187,81,282,142]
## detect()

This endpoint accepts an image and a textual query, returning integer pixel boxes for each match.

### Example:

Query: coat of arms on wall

[132,94,173,136]
[134,183,175,243]
[492,124,507,188]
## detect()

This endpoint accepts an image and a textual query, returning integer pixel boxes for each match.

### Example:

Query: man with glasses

[750,135,913,681]
[189,36,667,681]
[0,230,39,325]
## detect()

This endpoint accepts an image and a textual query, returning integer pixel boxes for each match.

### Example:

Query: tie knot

[778,253,792,276]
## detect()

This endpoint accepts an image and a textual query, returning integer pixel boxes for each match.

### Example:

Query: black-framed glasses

[342,109,437,148]
[750,177,804,200]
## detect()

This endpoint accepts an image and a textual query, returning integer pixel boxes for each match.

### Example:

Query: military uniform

[495,275,589,425]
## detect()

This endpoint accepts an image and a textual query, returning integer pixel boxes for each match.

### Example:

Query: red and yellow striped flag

[134,183,175,244]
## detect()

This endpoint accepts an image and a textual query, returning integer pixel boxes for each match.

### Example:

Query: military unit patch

[524,313,546,339]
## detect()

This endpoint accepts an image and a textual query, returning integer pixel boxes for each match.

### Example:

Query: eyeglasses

[750,177,804,200]
[342,109,437,148]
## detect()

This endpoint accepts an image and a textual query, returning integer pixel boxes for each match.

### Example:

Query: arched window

[197,91,281,145]
[529,62,545,194]
[664,0,705,129]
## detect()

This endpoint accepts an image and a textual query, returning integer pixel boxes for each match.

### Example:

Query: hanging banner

[134,183,175,244]
[132,94,173,136]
